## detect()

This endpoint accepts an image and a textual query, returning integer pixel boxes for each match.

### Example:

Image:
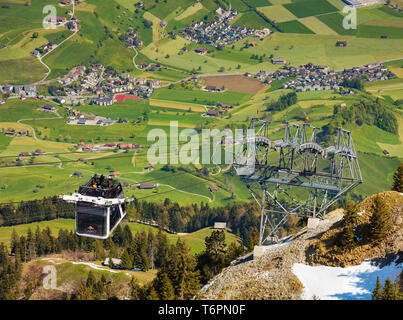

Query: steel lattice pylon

[234,118,362,244]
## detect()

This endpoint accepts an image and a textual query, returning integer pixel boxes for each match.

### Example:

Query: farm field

[283,0,339,19]
[149,99,206,112]
[257,5,298,22]
[152,87,254,106]
[298,16,338,35]
[200,75,267,94]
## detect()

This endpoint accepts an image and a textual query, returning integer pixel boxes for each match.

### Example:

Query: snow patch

[71,261,120,273]
[292,260,402,300]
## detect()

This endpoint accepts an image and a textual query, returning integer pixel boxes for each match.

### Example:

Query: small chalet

[103,258,121,268]
[140,62,149,69]
[336,40,348,47]
[42,104,55,111]
[195,47,207,55]
[19,152,31,157]
[118,143,134,150]
[271,58,286,64]
[209,185,218,192]
[214,222,226,229]
[145,164,154,171]
[72,171,83,177]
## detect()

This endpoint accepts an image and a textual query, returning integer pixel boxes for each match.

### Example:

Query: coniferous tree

[343,202,359,226]
[382,277,395,300]
[248,226,259,251]
[74,281,94,300]
[368,196,390,245]
[340,223,356,249]
[120,248,133,269]
[147,286,159,300]
[372,276,382,300]
[160,239,201,300]
[154,272,175,300]
[130,277,141,300]
[392,163,403,192]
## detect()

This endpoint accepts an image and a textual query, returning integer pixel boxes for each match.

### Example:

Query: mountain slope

[197,191,403,300]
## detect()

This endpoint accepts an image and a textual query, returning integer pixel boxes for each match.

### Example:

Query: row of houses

[32,41,57,57]
[58,66,86,85]
[179,7,270,49]
[77,142,142,152]
[2,84,36,98]
[1,128,29,137]
[249,62,395,92]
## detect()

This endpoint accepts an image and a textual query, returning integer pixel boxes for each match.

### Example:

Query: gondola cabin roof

[78,174,124,199]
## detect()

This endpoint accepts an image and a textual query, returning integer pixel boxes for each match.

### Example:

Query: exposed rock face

[197,209,344,300]
[198,192,403,300]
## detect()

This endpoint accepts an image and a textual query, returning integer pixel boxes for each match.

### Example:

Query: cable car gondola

[60,174,133,239]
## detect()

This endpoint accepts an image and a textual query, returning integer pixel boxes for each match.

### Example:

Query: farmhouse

[271,58,286,64]
[145,164,154,171]
[59,0,72,6]
[42,104,55,111]
[195,47,207,55]
[72,171,83,177]
[336,40,349,47]
[204,85,221,92]
[217,102,233,109]
[140,62,149,69]
[139,182,156,189]
[19,152,31,157]
[206,109,223,117]
[82,144,93,152]
[117,143,135,150]
[209,185,218,192]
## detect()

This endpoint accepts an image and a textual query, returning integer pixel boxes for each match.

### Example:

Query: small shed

[103,258,122,268]
[214,222,226,229]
